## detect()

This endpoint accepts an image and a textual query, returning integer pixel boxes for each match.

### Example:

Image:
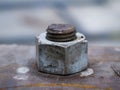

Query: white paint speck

[17,67,29,74]
[80,68,94,77]
[13,75,28,80]
[13,67,30,80]
[114,48,120,52]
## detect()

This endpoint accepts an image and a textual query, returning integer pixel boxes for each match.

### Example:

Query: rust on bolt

[46,24,77,42]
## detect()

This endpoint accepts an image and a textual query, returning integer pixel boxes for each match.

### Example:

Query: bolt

[46,24,77,42]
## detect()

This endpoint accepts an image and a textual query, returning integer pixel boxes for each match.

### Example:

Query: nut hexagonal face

[38,45,66,74]
[66,41,88,74]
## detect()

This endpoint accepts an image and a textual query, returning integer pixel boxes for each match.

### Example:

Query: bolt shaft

[46,24,77,42]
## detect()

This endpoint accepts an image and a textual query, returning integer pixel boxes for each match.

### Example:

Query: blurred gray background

[0,0,120,46]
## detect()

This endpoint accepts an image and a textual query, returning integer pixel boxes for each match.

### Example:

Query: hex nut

[36,32,88,75]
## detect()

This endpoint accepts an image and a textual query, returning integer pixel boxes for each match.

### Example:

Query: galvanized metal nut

[36,24,88,75]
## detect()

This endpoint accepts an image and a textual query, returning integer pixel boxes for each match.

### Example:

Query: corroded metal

[0,45,120,89]
[46,24,77,42]
[36,24,88,75]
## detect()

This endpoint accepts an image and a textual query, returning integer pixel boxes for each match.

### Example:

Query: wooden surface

[0,44,120,90]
